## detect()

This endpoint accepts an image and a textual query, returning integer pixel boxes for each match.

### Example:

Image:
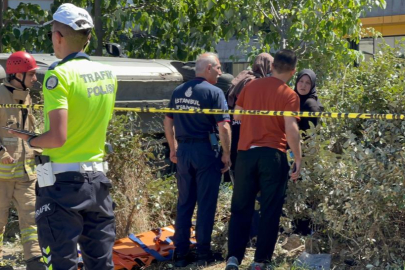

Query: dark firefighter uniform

[166,77,230,258]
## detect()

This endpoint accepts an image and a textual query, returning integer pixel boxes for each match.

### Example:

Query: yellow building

[360,0,405,55]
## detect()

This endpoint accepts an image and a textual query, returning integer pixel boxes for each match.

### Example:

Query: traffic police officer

[164,52,231,267]
[0,52,46,270]
[10,4,117,270]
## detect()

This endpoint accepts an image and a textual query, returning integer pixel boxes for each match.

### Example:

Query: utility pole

[94,0,103,56]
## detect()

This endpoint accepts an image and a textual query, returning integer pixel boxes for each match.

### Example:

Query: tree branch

[255,1,279,33]
[293,3,341,52]
[110,4,165,13]
[269,1,281,21]
[94,0,103,56]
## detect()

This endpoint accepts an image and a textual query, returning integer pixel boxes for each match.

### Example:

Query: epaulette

[48,61,60,71]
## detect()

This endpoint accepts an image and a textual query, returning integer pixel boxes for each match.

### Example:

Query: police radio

[209,132,220,158]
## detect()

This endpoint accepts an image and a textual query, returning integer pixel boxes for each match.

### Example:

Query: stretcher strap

[163,237,173,244]
[128,234,173,262]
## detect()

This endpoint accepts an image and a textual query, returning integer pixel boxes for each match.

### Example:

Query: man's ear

[15,73,23,81]
[56,31,63,44]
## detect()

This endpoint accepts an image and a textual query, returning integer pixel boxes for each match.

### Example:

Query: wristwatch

[27,136,37,148]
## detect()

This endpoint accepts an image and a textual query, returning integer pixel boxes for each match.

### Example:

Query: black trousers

[174,142,223,256]
[35,172,115,270]
[227,147,289,264]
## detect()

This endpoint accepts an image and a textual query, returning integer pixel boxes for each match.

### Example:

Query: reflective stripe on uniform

[21,226,37,235]
[42,246,53,270]
[0,160,35,168]
[0,161,25,169]
[25,159,37,177]
[0,233,3,245]
[0,170,25,179]
[0,159,36,179]
[25,164,36,175]
[26,159,36,165]
[21,234,38,244]
[21,226,38,244]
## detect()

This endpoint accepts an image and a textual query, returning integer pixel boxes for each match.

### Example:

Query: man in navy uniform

[164,52,231,267]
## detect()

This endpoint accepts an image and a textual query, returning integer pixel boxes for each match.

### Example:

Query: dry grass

[146,248,301,270]
[2,241,24,269]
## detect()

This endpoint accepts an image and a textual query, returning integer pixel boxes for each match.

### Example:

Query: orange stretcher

[113,226,196,270]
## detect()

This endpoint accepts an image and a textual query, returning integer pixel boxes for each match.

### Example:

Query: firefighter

[0,51,45,270]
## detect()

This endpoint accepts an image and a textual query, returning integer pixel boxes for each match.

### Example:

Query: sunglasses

[47,30,64,41]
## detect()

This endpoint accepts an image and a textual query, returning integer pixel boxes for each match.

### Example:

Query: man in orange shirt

[225,50,301,270]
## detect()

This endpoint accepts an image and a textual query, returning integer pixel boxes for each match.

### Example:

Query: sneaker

[26,256,46,270]
[225,256,239,270]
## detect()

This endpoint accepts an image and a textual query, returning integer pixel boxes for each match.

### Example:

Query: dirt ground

[2,242,24,270]
[2,235,348,270]
[1,244,300,270]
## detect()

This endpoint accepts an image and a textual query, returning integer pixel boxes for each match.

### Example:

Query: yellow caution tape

[0,104,403,120]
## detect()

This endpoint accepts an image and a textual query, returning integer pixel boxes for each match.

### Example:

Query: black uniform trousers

[35,171,115,270]
[174,141,222,256]
[227,147,289,264]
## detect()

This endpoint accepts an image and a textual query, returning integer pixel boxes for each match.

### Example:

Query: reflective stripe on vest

[21,226,38,244]
[0,159,36,179]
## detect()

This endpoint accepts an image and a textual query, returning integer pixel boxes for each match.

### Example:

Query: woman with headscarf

[294,69,323,132]
[227,53,273,109]
[225,53,273,178]
[292,69,323,236]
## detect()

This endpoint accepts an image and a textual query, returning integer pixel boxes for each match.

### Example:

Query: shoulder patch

[46,76,58,90]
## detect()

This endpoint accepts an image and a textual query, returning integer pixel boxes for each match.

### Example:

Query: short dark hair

[272,50,297,73]
[53,21,90,51]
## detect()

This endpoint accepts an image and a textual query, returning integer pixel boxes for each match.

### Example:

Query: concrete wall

[364,0,405,17]
[8,0,52,11]
[216,38,261,63]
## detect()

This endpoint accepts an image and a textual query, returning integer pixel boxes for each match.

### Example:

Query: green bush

[105,42,405,267]
[106,112,166,237]
[283,42,405,268]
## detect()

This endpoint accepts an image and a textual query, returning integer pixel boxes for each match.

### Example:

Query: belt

[51,162,108,174]
[177,138,209,143]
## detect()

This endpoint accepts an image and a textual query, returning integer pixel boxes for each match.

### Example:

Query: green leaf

[13,29,21,39]
[207,0,216,10]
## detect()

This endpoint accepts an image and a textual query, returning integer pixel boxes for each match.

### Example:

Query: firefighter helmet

[6,51,39,74]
